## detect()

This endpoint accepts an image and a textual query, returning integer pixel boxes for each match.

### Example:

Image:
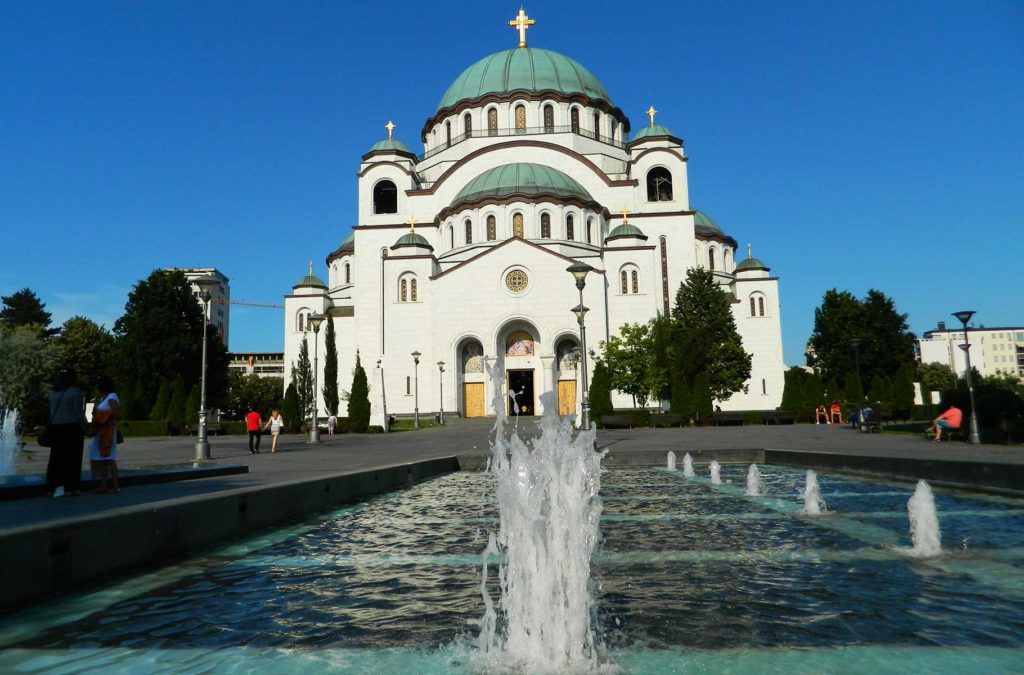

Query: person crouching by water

[90,376,121,493]
[45,368,89,497]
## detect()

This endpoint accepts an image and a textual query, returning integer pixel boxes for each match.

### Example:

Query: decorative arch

[619,264,640,294]
[543,104,555,132]
[570,107,580,133]
[372,179,398,214]
[749,292,767,317]
[512,212,524,239]
[464,218,473,245]
[399,272,418,302]
[506,330,535,356]
[463,112,472,135]
[344,262,351,284]
[486,214,497,241]
[566,214,575,241]
[460,338,485,374]
[555,336,580,372]
[514,104,527,132]
[647,166,673,201]
[295,308,311,332]
[540,212,551,238]
[487,107,498,135]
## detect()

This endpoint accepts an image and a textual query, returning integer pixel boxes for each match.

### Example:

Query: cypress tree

[149,380,171,420]
[805,372,825,412]
[185,383,201,428]
[891,362,916,419]
[825,377,842,405]
[282,382,300,432]
[691,371,714,426]
[322,315,339,416]
[348,352,371,432]
[780,369,804,415]
[166,376,186,433]
[588,360,614,424]
[844,372,864,410]
[869,374,892,411]
[294,338,313,421]
[670,369,693,424]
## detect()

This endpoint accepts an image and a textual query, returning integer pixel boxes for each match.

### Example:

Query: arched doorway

[505,330,536,415]
[459,338,486,417]
[555,337,580,416]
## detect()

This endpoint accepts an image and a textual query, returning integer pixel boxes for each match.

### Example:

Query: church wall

[720,277,785,411]
[357,163,416,225]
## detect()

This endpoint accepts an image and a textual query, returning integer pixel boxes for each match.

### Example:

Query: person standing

[245,407,263,454]
[263,409,284,453]
[89,376,121,493]
[45,368,89,497]
[327,413,337,435]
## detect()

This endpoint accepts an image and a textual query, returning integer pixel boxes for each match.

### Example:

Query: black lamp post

[849,338,864,408]
[437,360,445,425]
[411,351,421,429]
[307,313,325,443]
[566,262,594,430]
[377,358,389,433]
[952,310,982,444]
[193,275,220,461]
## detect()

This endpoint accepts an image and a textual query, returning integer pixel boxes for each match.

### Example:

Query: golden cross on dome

[308,260,313,275]
[747,243,753,259]
[385,120,395,140]
[646,106,658,127]
[508,8,536,48]
[408,215,417,234]
[621,207,630,223]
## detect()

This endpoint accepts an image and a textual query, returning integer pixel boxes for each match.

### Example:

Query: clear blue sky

[3,1,1022,365]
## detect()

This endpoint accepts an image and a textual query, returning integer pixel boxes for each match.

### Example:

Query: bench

[712,411,746,426]
[600,414,635,429]
[763,410,797,425]
[650,413,684,428]
[858,410,888,433]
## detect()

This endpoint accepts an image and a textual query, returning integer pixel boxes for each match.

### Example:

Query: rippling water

[2,465,1024,673]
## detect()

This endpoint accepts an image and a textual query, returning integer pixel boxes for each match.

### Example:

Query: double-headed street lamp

[437,360,446,425]
[411,351,421,429]
[307,313,325,443]
[194,275,220,462]
[377,358,389,433]
[952,310,982,444]
[566,262,594,430]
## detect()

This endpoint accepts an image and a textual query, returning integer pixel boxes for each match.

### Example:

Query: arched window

[750,296,756,316]
[373,180,398,214]
[515,104,526,132]
[620,270,628,294]
[647,167,673,201]
[570,107,580,133]
[759,297,765,316]
[463,113,472,135]
[762,379,767,395]
[725,248,733,270]
[566,215,575,241]
[449,224,455,249]
[461,340,484,374]
[465,219,472,245]
[513,213,524,238]
[411,278,418,302]
[344,262,350,284]
[540,213,550,238]
[487,215,496,241]
[750,294,766,317]
[445,120,451,148]
[593,111,600,138]
[543,104,554,132]
[620,266,640,294]
[631,270,639,294]
[586,218,593,244]
[400,274,418,302]
[296,311,306,332]
[708,248,716,271]
[487,108,498,135]
[400,279,408,302]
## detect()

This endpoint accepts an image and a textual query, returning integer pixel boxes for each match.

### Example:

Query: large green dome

[438,48,612,112]
[451,163,593,209]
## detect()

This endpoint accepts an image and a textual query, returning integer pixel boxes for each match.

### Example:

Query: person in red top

[245,408,263,454]
[926,404,963,442]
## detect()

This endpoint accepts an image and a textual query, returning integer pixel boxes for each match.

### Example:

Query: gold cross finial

[747,243,753,259]
[385,120,395,140]
[508,8,536,48]
[646,106,658,127]
[408,215,417,234]
[308,260,313,275]
[621,207,629,223]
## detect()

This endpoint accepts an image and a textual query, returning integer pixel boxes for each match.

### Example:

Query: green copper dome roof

[294,272,327,289]
[631,124,675,142]
[438,48,612,112]
[392,231,433,250]
[368,138,413,155]
[693,210,724,235]
[605,222,648,242]
[451,163,593,208]
[736,255,769,272]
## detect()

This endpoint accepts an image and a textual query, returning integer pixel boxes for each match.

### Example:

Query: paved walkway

[3,422,1021,532]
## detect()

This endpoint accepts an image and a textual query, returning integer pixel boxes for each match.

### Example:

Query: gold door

[557,380,577,416]
[464,382,485,418]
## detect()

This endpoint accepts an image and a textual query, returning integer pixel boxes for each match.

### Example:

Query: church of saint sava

[284,10,785,424]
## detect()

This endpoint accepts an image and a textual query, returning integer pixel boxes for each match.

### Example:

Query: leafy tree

[225,370,284,419]
[348,352,371,432]
[322,315,340,416]
[844,372,864,409]
[805,372,825,411]
[891,363,916,416]
[120,380,147,420]
[149,380,171,420]
[294,337,314,421]
[824,377,842,405]
[918,362,956,397]
[0,325,57,428]
[185,384,201,428]
[282,382,300,432]
[868,374,892,410]
[54,316,114,396]
[587,359,613,424]
[672,268,752,401]
[600,322,660,407]
[780,368,806,415]
[691,371,714,425]
[1,288,56,337]
[669,369,693,424]
[166,376,186,432]
[650,314,674,403]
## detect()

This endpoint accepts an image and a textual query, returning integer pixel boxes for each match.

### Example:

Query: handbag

[116,428,125,444]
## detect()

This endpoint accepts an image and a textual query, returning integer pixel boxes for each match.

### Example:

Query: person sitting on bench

[926,404,963,441]
[829,401,844,424]
[815,405,830,424]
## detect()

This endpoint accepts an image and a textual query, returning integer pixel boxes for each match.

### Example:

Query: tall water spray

[476,364,605,671]
[907,480,942,557]
[710,460,722,485]
[0,407,18,477]
[799,470,828,515]
[682,452,694,477]
[666,450,676,471]
[745,464,761,496]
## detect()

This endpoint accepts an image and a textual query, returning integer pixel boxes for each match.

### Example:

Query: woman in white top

[89,376,120,493]
[263,409,284,453]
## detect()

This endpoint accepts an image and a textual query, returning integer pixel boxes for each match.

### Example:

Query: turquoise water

[2,466,1023,673]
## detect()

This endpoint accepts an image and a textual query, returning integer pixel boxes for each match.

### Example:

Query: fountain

[682,452,694,477]
[906,480,942,557]
[666,451,676,471]
[476,366,605,671]
[0,407,18,478]
[745,464,761,496]
[799,469,828,515]
[709,460,722,485]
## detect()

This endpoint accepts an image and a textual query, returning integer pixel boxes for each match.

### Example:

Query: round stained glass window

[505,270,528,293]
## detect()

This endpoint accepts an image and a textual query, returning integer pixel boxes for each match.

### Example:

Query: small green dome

[631,124,675,142]
[736,256,769,272]
[693,210,724,235]
[605,222,648,242]
[451,163,593,209]
[368,138,413,155]
[392,231,433,250]
[438,48,612,112]
[294,272,327,289]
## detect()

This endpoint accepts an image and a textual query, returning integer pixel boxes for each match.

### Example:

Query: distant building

[168,267,230,346]
[918,321,1024,380]
[228,352,285,378]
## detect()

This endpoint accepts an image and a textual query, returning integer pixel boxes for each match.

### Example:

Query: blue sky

[2,1,1022,365]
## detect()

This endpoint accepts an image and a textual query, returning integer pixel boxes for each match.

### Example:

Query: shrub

[119,420,170,437]
[349,353,371,432]
[630,409,652,428]
[743,411,764,425]
[218,420,247,436]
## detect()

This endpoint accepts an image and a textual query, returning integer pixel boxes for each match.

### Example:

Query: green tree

[868,374,892,410]
[600,322,660,407]
[54,316,114,396]
[225,370,284,419]
[918,362,956,397]
[824,377,842,405]
[672,268,752,401]
[166,376,186,432]
[294,337,314,421]
[587,359,613,424]
[691,371,714,425]
[805,372,825,411]
[891,363,916,416]
[0,325,57,427]
[322,315,340,416]
[669,369,693,424]
[282,382,300,432]
[185,384,201,428]
[780,368,805,415]
[1,288,56,337]
[149,380,171,420]
[348,352,371,432]
[844,372,864,409]
[650,314,674,404]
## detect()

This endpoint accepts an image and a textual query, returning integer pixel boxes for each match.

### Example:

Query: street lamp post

[953,310,982,444]
[566,263,594,430]
[377,358,389,433]
[849,338,864,409]
[412,351,421,429]
[193,275,220,462]
[307,313,325,443]
[437,361,445,425]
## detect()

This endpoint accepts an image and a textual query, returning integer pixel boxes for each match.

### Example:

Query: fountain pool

[1,465,1023,673]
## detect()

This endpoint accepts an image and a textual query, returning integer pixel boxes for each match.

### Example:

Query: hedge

[119,420,170,437]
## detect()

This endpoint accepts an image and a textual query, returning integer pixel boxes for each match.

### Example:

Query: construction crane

[211,298,284,309]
